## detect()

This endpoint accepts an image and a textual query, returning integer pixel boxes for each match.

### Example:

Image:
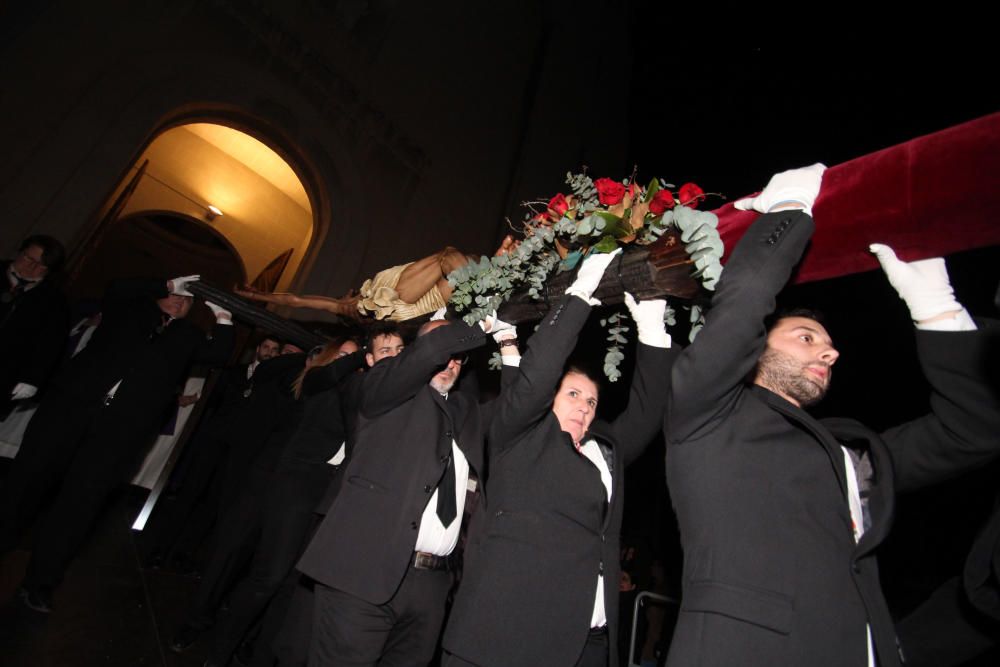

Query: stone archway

[81,120,316,297]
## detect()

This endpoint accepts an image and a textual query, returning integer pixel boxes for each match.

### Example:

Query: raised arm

[866,244,1000,490]
[489,250,621,451]
[102,276,170,312]
[884,323,1000,492]
[303,351,366,395]
[667,165,824,444]
[360,321,486,418]
[603,295,678,465]
[190,300,235,366]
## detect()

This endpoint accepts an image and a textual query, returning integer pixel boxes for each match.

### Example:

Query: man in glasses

[297,314,511,667]
[0,235,70,420]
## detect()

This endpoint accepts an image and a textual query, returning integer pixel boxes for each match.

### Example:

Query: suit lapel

[754,386,850,498]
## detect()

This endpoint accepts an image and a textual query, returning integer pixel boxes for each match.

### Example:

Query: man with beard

[662,164,1000,667]
[297,316,490,666]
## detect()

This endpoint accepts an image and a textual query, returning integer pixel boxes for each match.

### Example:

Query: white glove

[10,382,38,401]
[205,301,233,325]
[566,248,622,306]
[479,311,517,343]
[624,293,672,348]
[170,274,200,297]
[869,244,971,328]
[429,307,448,322]
[735,163,826,216]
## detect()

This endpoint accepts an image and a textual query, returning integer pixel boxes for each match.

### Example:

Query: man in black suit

[662,165,1000,667]
[297,315,489,666]
[0,235,70,420]
[0,274,235,612]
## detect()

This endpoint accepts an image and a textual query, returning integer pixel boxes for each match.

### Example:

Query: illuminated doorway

[74,122,315,297]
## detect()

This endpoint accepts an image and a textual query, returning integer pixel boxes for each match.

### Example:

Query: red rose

[594,178,627,206]
[626,182,640,198]
[678,182,705,208]
[547,193,570,218]
[648,189,675,215]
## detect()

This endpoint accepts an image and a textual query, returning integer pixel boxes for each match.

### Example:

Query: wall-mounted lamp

[205,205,224,222]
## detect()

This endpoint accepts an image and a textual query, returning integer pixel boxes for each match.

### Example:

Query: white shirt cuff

[916,308,976,332]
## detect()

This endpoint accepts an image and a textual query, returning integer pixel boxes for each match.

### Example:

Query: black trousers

[0,390,156,590]
[310,566,453,667]
[442,627,609,667]
[268,570,318,667]
[208,471,325,664]
[184,463,269,627]
[139,424,232,562]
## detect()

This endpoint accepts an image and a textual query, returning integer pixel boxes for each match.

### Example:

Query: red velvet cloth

[712,112,1000,283]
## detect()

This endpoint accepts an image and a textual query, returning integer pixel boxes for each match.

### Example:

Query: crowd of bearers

[172,336,367,667]
[140,334,283,572]
[4,160,1000,667]
[0,272,234,613]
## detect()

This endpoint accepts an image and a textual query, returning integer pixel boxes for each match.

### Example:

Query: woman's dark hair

[562,362,603,398]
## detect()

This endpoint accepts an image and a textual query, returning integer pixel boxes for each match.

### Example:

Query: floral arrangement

[447,170,725,379]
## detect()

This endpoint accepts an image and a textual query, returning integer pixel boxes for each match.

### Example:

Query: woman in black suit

[443,250,677,667]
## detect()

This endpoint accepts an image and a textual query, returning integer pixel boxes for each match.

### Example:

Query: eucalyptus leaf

[592,235,619,254]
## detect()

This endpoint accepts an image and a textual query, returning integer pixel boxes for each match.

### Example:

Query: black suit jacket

[663,210,1000,667]
[297,321,487,604]
[444,295,676,667]
[0,261,70,415]
[48,277,234,433]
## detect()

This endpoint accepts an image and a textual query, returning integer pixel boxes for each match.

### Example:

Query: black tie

[436,453,457,527]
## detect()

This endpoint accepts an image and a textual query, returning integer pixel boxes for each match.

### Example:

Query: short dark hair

[257,333,282,347]
[563,362,603,398]
[20,235,66,272]
[764,307,828,334]
[366,321,404,350]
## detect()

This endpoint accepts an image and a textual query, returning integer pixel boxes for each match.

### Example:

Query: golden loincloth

[357,262,446,321]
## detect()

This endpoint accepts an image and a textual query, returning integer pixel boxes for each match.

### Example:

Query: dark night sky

[626,43,999,197]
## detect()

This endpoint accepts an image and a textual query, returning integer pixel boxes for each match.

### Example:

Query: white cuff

[501,355,522,367]
[915,308,976,332]
[566,291,600,307]
[637,330,672,348]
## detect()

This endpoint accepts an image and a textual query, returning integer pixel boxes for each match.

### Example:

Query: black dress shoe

[17,586,53,614]
[170,623,204,653]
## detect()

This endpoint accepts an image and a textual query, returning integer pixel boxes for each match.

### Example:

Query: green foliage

[600,312,629,383]
[447,171,726,379]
